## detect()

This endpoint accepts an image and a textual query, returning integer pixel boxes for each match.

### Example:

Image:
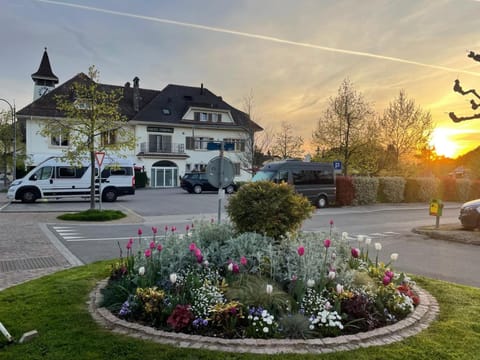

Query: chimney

[124,81,130,97]
[133,77,140,112]
[200,83,203,95]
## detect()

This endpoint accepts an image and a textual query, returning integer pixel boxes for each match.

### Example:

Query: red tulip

[297,246,305,256]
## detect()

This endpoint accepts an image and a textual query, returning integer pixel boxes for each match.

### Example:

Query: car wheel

[21,189,37,203]
[193,185,202,194]
[102,188,118,202]
[225,185,235,194]
[317,195,327,208]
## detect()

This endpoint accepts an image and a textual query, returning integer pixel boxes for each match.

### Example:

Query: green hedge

[378,177,405,203]
[352,177,379,205]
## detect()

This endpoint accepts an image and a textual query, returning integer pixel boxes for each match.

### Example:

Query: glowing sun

[430,128,459,158]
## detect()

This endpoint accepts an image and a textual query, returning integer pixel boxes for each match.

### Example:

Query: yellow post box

[429,199,443,216]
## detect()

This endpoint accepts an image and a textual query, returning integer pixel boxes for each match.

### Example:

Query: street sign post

[333,160,342,170]
[95,152,106,211]
[206,141,235,223]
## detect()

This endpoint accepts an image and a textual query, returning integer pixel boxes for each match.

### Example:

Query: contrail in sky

[35,0,480,76]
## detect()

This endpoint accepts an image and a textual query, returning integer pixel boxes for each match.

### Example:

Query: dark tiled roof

[31,49,59,83]
[17,76,262,132]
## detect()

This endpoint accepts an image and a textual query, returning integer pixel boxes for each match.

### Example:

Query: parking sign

[333,160,342,170]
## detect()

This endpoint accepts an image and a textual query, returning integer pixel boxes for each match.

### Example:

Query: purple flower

[324,239,331,248]
[351,248,360,258]
[137,228,143,236]
[151,226,158,234]
[240,256,247,266]
[149,241,155,249]
[144,249,152,258]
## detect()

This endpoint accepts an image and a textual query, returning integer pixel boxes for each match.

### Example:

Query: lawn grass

[0,262,479,359]
[57,209,126,221]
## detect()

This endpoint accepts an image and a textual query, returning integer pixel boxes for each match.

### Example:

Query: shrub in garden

[377,177,405,203]
[101,221,420,339]
[404,177,439,202]
[352,177,379,205]
[336,176,354,206]
[456,179,471,202]
[439,176,457,201]
[226,181,315,239]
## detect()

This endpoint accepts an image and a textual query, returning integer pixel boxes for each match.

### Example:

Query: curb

[89,280,439,355]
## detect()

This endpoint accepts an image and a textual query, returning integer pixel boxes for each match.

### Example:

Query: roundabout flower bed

[100,220,422,343]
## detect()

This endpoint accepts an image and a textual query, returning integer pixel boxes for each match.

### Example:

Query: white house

[17,49,262,187]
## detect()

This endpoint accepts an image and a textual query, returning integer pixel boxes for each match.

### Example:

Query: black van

[252,160,336,208]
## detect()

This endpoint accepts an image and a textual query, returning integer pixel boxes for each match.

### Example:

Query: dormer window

[194,111,223,123]
[200,112,208,121]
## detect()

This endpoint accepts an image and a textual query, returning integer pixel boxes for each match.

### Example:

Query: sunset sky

[1,0,479,158]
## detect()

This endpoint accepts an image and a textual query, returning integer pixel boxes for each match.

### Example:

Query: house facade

[17,49,262,187]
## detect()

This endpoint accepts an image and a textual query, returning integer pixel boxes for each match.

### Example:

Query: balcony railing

[139,142,185,154]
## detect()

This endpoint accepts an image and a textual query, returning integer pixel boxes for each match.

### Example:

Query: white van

[7,156,135,203]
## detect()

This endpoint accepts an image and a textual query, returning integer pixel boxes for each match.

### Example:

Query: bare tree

[449,51,480,123]
[313,78,375,175]
[270,121,304,159]
[239,89,270,172]
[378,90,434,168]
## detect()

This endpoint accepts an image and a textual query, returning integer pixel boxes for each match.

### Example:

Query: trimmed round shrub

[226,181,315,239]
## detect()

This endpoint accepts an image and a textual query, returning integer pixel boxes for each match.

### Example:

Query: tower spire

[31,47,59,100]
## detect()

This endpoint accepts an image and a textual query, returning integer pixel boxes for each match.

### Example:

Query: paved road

[1,189,479,288]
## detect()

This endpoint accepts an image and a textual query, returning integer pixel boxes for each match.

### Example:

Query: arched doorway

[151,160,178,188]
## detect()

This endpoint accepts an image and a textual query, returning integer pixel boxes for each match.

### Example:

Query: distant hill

[455,146,480,178]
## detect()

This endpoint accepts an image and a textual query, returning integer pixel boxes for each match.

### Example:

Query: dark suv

[180,172,236,194]
[459,199,480,230]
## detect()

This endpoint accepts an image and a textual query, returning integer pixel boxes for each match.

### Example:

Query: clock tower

[32,47,59,101]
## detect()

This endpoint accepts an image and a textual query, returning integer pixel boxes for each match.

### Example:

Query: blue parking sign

[333,160,342,170]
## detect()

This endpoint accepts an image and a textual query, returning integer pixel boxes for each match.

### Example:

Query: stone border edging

[88,279,439,355]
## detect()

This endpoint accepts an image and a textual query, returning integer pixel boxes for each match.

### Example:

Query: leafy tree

[312,78,375,175]
[270,121,304,159]
[449,50,480,123]
[39,66,136,209]
[378,90,434,170]
[0,110,23,186]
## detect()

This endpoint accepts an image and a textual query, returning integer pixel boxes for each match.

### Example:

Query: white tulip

[336,284,344,294]
[266,284,273,294]
[169,273,177,284]
[328,271,336,280]
[375,242,382,251]
[357,235,365,243]
[342,232,349,240]
[227,263,234,272]
[365,237,372,245]
[390,253,399,261]
[138,266,145,276]
[307,279,315,288]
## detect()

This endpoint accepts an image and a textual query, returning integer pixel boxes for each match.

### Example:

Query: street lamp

[0,98,16,180]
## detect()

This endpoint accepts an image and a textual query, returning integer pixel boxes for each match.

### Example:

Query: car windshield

[252,171,276,181]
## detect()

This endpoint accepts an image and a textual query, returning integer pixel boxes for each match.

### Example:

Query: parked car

[180,172,236,194]
[459,199,480,230]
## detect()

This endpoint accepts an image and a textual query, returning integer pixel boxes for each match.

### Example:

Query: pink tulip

[324,239,331,248]
[152,226,158,234]
[164,225,168,231]
[186,224,190,232]
[149,241,155,249]
[351,248,360,258]
[196,254,203,263]
[385,270,394,279]
[144,249,152,258]
[157,244,163,252]
[329,219,334,226]
[126,242,132,250]
[189,243,196,252]
[232,263,240,274]
[383,275,391,286]
[297,246,305,256]
[240,256,247,266]
[171,226,176,232]
[137,228,143,236]
[194,248,202,257]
